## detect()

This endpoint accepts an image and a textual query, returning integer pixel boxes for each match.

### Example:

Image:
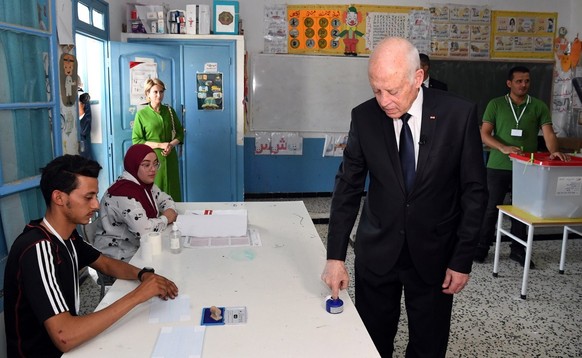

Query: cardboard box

[176,209,248,237]
[511,152,582,218]
[198,5,211,35]
[185,5,210,35]
[186,5,198,34]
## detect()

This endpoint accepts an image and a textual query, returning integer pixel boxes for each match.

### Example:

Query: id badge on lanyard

[511,129,523,137]
[507,94,529,137]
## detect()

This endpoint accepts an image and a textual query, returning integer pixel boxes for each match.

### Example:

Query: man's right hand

[321,259,349,299]
[498,144,522,155]
[136,273,179,302]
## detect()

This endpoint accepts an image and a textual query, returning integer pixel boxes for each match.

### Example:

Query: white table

[493,205,582,300]
[560,225,582,274]
[65,201,379,357]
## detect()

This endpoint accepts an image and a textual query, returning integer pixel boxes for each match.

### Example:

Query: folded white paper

[176,209,248,237]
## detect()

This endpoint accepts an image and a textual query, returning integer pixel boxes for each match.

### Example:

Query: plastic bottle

[170,222,182,254]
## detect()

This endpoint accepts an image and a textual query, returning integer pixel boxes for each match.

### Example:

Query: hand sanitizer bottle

[170,222,182,254]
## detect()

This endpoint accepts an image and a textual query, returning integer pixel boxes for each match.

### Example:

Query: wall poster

[129,60,157,105]
[428,4,491,59]
[286,4,420,56]
[264,4,288,53]
[59,51,77,107]
[197,72,223,110]
[490,10,557,59]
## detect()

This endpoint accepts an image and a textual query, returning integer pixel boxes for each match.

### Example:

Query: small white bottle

[170,222,182,254]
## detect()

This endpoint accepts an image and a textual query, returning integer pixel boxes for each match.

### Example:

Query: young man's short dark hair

[508,66,530,81]
[39,155,101,206]
[79,92,91,104]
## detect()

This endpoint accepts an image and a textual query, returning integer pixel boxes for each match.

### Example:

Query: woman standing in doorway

[132,78,184,201]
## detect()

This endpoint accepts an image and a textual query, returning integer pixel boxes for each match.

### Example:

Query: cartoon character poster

[60,52,77,107]
[196,73,223,110]
[337,6,364,56]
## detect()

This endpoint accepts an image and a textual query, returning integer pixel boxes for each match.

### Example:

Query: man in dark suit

[321,37,487,357]
[420,53,448,91]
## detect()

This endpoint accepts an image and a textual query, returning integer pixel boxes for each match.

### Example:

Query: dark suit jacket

[327,87,487,285]
[429,77,448,91]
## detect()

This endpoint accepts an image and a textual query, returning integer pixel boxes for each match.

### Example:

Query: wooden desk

[493,205,582,299]
[64,201,379,357]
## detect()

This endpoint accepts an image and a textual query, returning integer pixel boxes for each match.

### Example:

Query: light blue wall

[244,138,341,194]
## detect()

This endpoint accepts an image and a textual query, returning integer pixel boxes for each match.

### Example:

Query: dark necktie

[399,113,415,193]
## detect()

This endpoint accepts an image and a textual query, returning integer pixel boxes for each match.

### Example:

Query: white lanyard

[506,94,530,128]
[43,218,80,314]
[144,187,159,217]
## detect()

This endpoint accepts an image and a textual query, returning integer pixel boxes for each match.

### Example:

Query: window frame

[75,0,109,40]
[0,0,61,308]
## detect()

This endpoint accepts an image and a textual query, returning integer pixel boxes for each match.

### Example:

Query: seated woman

[94,144,178,262]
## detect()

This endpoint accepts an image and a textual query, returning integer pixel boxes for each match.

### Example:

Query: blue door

[182,42,239,201]
[109,40,242,202]
[109,42,182,184]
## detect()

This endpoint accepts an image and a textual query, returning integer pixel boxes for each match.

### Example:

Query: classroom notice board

[250,53,554,133]
[250,53,371,133]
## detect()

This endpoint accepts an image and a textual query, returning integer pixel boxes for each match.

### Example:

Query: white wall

[107,0,580,53]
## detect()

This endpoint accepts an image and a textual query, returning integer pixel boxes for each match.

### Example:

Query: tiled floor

[80,197,582,357]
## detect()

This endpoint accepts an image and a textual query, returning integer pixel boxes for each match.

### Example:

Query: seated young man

[4,155,179,357]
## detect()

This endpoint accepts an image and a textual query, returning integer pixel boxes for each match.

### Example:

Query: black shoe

[509,250,536,269]
[473,247,489,263]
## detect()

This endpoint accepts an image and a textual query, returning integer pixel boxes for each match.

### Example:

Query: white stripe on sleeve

[36,241,69,314]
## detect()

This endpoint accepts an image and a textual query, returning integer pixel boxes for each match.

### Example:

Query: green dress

[132,104,185,201]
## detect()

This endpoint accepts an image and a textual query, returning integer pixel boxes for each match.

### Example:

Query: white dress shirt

[394,88,424,168]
